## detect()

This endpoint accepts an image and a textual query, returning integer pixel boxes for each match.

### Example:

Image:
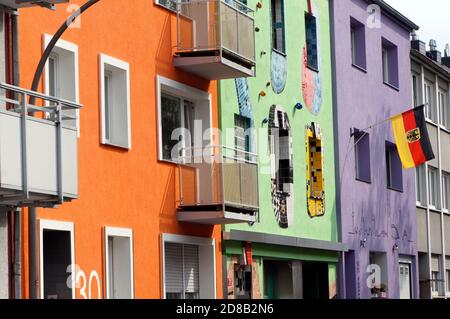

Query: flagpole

[339,103,428,189]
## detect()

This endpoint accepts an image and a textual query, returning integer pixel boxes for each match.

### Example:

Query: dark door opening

[264,260,293,299]
[302,262,329,300]
[42,229,72,299]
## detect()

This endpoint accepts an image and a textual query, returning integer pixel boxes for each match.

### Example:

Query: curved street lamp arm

[29,0,101,104]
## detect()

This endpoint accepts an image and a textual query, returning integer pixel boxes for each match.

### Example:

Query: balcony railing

[174,0,256,79]
[0,0,69,9]
[0,83,81,207]
[178,145,259,224]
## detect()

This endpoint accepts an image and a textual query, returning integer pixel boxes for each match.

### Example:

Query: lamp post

[28,0,100,299]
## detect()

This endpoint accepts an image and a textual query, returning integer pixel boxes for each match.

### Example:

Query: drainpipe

[13,208,21,299]
[28,207,38,299]
[11,9,22,300]
[328,0,346,299]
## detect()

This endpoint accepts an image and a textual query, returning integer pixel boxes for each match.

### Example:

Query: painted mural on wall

[302,3,323,115]
[227,256,262,299]
[235,78,254,120]
[269,105,294,228]
[271,50,288,94]
[306,123,325,218]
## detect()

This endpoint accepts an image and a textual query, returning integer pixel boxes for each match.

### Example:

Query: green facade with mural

[219,0,345,299]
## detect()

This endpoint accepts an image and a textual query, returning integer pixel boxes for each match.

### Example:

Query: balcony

[0,0,68,9]
[174,0,256,80]
[178,146,259,225]
[0,83,81,207]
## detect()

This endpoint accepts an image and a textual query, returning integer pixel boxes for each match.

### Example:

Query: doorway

[399,262,412,299]
[40,220,74,299]
[302,262,329,299]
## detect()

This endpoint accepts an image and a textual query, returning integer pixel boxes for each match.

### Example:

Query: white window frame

[156,75,212,163]
[104,226,134,299]
[161,233,216,299]
[428,167,440,210]
[424,80,437,123]
[447,269,450,296]
[39,219,75,300]
[438,88,448,130]
[416,165,426,206]
[442,172,450,213]
[43,34,80,136]
[99,53,132,149]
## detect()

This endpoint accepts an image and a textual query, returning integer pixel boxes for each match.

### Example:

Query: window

[156,0,176,11]
[104,227,134,299]
[100,54,131,149]
[381,38,399,88]
[415,165,426,206]
[412,75,420,107]
[48,53,59,100]
[160,94,195,162]
[44,35,79,134]
[305,12,318,71]
[432,271,440,294]
[428,167,440,209]
[439,89,449,129]
[234,114,251,160]
[447,269,450,294]
[354,130,371,183]
[424,81,437,123]
[443,172,450,212]
[165,243,199,299]
[39,220,75,299]
[350,18,366,70]
[431,255,441,296]
[271,0,285,54]
[157,76,212,163]
[162,234,216,299]
[386,142,403,191]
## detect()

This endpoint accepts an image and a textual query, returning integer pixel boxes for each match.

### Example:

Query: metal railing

[176,0,256,65]
[0,82,82,204]
[178,145,259,211]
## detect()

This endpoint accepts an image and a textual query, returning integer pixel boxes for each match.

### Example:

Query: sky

[385,0,450,54]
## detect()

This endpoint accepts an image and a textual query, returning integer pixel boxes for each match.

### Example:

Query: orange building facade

[14,0,251,299]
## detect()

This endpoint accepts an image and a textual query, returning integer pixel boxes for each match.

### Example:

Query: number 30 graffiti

[67,264,101,299]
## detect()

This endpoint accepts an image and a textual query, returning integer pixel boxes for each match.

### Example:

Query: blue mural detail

[235,78,253,120]
[271,50,287,94]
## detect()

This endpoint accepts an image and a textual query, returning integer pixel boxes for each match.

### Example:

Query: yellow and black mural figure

[306,123,325,218]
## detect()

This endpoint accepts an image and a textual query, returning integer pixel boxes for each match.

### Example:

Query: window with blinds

[164,242,200,299]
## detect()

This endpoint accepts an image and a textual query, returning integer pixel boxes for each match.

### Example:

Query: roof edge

[368,0,419,31]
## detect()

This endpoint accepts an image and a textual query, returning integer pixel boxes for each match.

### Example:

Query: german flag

[391,105,435,169]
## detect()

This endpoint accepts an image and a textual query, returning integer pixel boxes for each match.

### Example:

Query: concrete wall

[331,0,418,299]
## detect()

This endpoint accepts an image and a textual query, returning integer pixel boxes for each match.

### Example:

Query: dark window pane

[161,94,182,161]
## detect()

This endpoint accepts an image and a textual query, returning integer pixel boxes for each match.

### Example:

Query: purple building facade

[330,0,419,299]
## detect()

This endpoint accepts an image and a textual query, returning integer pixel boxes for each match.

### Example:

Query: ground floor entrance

[224,239,340,300]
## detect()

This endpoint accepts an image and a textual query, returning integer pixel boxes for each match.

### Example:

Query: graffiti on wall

[227,256,262,299]
[348,208,414,243]
[271,50,288,94]
[306,123,325,218]
[269,105,294,228]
